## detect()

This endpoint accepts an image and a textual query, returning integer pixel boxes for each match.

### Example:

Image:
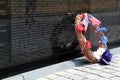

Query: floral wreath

[75,13,113,65]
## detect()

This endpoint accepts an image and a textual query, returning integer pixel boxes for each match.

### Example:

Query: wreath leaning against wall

[75,13,113,65]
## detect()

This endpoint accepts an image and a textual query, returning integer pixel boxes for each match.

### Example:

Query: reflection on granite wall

[10,0,89,66]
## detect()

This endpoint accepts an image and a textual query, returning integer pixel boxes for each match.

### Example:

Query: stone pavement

[2,47,120,80]
[36,54,120,80]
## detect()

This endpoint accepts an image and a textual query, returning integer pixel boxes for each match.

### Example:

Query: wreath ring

[75,13,113,65]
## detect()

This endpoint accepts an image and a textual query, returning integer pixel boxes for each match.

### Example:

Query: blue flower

[88,22,92,27]
[101,36,108,45]
[97,27,107,32]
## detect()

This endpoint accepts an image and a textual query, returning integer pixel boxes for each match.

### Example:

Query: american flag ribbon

[80,13,89,32]
[80,13,102,32]
[88,14,101,26]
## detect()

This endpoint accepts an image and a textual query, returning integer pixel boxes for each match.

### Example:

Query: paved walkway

[36,54,120,80]
[2,47,120,80]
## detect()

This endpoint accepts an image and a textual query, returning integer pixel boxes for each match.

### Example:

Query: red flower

[85,40,91,49]
[76,25,85,32]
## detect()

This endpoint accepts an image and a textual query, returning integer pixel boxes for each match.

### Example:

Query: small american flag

[80,13,89,32]
[88,14,101,26]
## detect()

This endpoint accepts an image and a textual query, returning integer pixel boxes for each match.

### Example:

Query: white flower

[93,51,101,59]
[93,48,106,59]
[97,48,106,55]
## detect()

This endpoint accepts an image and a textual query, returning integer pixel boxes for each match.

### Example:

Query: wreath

[75,13,113,65]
